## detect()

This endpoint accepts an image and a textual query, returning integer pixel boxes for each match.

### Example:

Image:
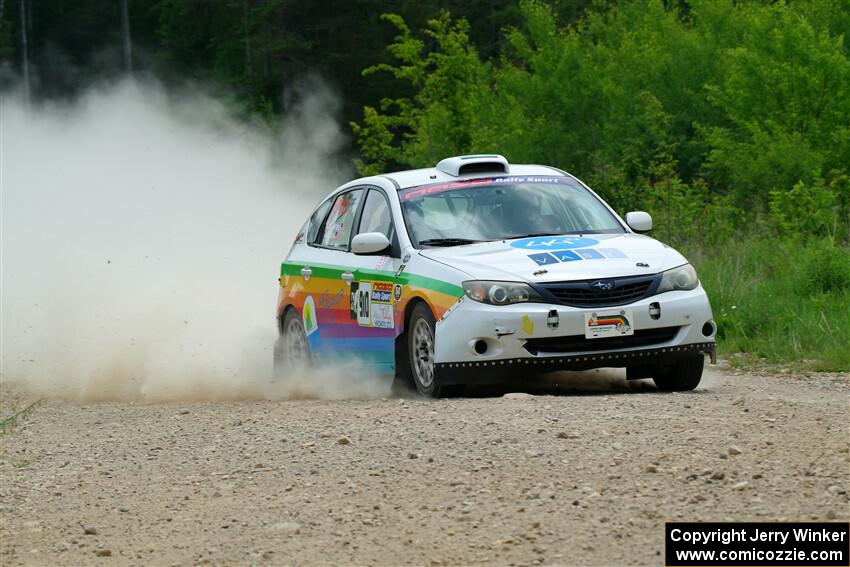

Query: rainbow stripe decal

[278,261,463,372]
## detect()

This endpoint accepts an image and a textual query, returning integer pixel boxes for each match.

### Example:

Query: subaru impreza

[275,154,716,396]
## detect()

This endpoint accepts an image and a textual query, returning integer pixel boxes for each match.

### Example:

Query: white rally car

[275,154,716,396]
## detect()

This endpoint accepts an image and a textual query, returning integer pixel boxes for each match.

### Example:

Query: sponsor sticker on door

[351,281,395,328]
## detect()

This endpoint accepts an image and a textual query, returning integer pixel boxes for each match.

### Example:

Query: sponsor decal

[492,176,566,184]
[374,255,389,270]
[589,313,629,331]
[551,250,582,262]
[303,295,319,336]
[400,175,571,201]
[526,247,627,266]
[318,288,346,309]
[585,309,633,339]
[400,178,494,201]
[522,314,534,335]
[528,252,559,266]
[598,248,627,259]
[575,248,605,260]
[393,284,402,301]
[511,235,599,250]
[350,281,395,328]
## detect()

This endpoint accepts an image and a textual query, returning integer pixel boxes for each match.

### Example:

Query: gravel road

[1,365,848,566]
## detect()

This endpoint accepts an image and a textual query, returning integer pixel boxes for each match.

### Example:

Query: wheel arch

[277,303,298,335]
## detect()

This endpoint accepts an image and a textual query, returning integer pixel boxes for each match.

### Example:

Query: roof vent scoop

[436,154,510,177]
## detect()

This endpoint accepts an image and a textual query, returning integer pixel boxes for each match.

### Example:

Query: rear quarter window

[306,199,333,244]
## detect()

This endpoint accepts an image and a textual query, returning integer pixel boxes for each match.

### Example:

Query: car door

[344,187,403,375]
[287,187,366,363]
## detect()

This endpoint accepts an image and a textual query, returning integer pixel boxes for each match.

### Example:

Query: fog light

[474,340,488,355]
[702,321,716,337]
[648,302,661,320]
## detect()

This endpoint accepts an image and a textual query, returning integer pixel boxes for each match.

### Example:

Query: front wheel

[273,309,311,381]
[651,355,704,391]
[408,304,443,397]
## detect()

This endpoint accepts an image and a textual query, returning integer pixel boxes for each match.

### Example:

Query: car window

[358,190,394,239]
[399,176,623,245]
[306,199,333,244]
[319,189,364,249]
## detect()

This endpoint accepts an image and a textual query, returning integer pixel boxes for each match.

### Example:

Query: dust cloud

[1,79,390,402]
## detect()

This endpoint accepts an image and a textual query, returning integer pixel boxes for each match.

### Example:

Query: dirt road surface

[1,365,848,566]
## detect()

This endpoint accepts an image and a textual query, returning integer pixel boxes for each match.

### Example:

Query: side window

[319,189,365,249]
[306,199,333,244]
[357,189,394,238]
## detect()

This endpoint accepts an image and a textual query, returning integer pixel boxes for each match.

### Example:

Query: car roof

[337,155,571,193]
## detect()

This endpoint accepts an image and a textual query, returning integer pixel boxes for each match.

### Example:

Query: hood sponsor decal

[575,248,605,259]
[510,236,599,250]
[551,250,582,262]
[528,253,560,266]
[598,248,627,259]
[526,246,628,266]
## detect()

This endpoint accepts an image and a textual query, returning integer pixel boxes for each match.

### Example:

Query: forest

[3,0,849,369]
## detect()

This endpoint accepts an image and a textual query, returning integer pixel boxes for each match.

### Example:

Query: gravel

[0,366,847,566]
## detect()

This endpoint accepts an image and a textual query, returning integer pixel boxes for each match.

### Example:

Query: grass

[0,398,42,435]
[689,236,850,371]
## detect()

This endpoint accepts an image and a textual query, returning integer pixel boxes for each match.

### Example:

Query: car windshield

[399,175,624,246]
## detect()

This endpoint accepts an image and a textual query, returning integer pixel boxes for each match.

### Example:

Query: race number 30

[355,282,371,326]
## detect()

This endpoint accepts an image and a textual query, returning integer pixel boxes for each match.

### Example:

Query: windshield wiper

[418,238,487,247]
[499,232,577,239]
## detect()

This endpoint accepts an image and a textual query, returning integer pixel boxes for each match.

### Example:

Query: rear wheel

[651,354,704,391]
[273,309,311,380]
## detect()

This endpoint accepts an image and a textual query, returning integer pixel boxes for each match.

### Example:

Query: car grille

[524,326,680,355]
[539,274,658,307]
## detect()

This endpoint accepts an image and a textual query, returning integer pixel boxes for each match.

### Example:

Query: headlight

[657,264,699,293]
[462,281,544,305]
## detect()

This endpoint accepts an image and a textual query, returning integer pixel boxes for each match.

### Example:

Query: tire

[651,354,704,391]
[273,308,311,381]
[407,303,444,397]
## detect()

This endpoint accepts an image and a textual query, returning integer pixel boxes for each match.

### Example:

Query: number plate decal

[584,309,634,339]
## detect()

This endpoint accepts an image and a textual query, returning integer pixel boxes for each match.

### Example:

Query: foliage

[353,1,850,227]
[1,0,597,127]
[353,1,850,369]
[352,13,492,175]
[697,238,850,371]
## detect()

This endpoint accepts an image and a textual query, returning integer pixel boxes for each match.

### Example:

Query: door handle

[300,266,312,281]
[341,271,354,285]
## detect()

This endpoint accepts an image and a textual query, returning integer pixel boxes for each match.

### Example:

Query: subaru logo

[590,280,614,292]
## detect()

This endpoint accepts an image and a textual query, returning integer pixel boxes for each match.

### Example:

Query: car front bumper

[433,286,716,384]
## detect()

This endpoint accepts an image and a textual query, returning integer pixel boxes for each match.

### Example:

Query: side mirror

[351,232,391,255]
[625,211,653,233]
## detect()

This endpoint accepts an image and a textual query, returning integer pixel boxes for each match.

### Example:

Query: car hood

[418,233,685,283]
